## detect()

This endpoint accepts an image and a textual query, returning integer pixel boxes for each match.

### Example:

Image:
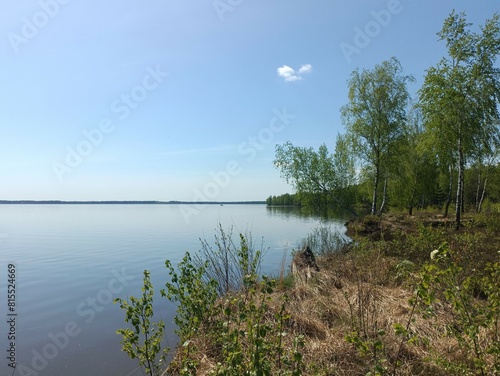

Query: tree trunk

[408,190,415,216]
[444,165,452,218]
[378,173,388,215]
[455,140,464,230]
[475,169,481,213]
[408,172,418,216]
[461,176,465,214]
[371,166,379,215]
[478,176,487,214]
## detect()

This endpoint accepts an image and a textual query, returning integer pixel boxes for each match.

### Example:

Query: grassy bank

[117,211,500,375]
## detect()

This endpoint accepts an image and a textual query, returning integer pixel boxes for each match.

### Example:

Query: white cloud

[277,63,312,82]
[277,65,300,82]
[298,64,312,74]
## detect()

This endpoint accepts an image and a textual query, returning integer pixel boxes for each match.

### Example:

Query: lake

[0,204,346,376]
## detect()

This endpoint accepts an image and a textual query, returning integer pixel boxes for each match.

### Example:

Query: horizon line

[0,200,267,205]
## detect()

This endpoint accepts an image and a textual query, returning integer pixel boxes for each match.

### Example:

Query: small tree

[162,252,218,341]
[115,270,168,376]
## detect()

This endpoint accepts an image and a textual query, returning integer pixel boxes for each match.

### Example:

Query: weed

[194,225,265,296]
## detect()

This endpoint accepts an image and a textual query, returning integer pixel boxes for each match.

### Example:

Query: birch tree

[419,11,500,229]
[273,135,357,215]
[341,57,413,215]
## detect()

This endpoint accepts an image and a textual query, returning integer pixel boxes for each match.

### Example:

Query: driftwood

[291,246,320,283]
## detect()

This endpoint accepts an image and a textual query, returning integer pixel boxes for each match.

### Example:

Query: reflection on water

[266,205,350,223]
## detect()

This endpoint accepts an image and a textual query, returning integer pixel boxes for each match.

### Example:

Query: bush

[416,243,500,374]
[162,252,218,341]
[114,270,168,376]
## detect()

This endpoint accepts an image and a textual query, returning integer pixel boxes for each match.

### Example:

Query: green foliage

[342,57,413,215]
[208,236,303,375]
[345,330,388,375]
[266,193,301,206]
[393,259,416,284]
[213,277,304,376]
[389,222,447,263]
[274,141,336,194]
[114,270,168,376]
[273,139,358,215]
[162,252,218,341]
[390,105,441,214]
[419,11,500,228]
[475,208,500,235]
[416,243,500,374]
[161,252,218,375]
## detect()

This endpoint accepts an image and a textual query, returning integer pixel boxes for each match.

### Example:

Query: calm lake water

[0,204,346,376]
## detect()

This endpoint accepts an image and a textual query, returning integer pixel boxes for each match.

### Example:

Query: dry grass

[166,263,452,375]
[279,263,447,375]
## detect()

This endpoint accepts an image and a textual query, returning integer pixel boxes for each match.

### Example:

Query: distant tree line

[266,193,300,206]
[271,11,500,229]
[266,192,354,209]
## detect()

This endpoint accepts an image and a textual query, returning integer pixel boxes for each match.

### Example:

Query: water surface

[0,204,345,376]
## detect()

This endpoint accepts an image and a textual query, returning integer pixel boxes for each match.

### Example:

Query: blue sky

[0,0,498,201]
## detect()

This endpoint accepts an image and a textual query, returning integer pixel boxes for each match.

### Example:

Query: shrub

[416,243,500,374]
[114,270,168,376]
[162,252,218,341]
